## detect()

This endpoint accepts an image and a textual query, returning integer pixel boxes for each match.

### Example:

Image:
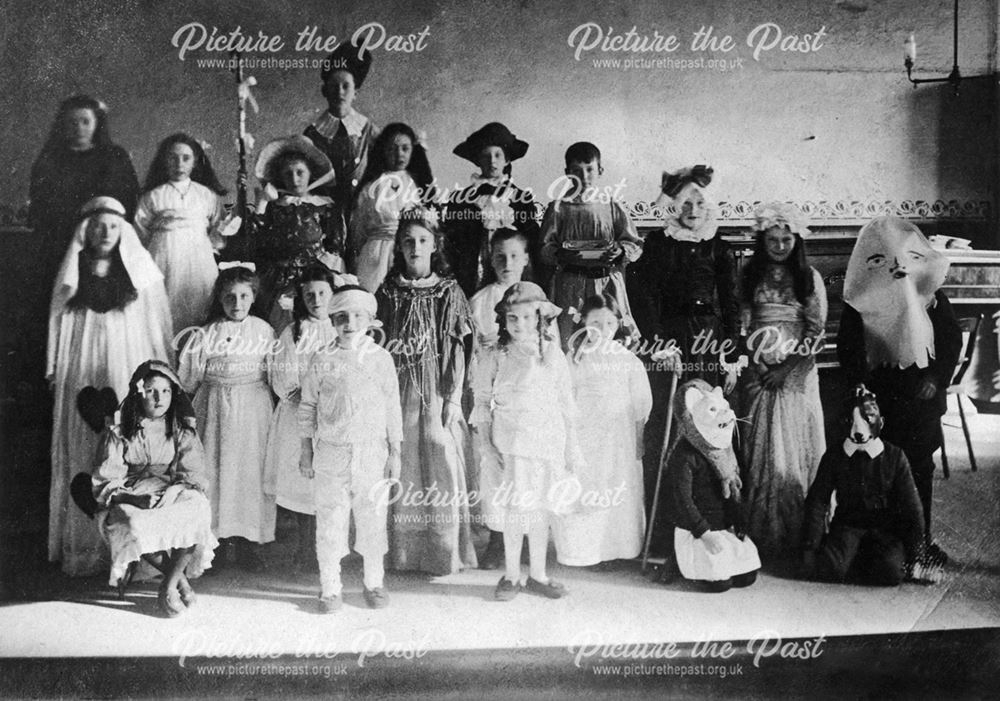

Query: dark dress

[27,143,139,385]
[802,442,924,585]
[29,144,140,283]
[837,291,961,537]
[376,274,478,574]
[251,200,343,332]
[442,180,544,298]
[628,232,738,542]
[663,437,733,538]
[304,111,379,244]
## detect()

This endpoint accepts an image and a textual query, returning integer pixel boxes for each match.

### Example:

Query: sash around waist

[753,303,802,325]
[203,374,268,388]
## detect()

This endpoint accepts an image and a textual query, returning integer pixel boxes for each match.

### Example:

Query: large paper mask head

[682,381,736,450]
[673,379,741,498]
[843,217,949,369]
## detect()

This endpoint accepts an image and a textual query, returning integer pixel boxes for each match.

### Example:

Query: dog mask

[843,385,885,458]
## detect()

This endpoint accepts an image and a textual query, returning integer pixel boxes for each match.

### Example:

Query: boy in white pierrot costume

[837,217,962,564]
[298,280,402,612]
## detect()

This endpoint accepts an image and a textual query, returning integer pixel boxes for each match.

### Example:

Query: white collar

[275,193,335,207]
[312,109,368,139]
[663,219,718,243]
[470,173,510,188]
[397,272,440,288]
[843,437,885,458]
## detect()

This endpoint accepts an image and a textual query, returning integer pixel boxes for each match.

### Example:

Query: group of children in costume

[35,43,955,617]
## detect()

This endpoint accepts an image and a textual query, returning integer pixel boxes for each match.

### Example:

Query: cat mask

[674,379,741,499]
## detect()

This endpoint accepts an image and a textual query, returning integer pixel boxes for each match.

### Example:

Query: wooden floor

[0,406,997,697]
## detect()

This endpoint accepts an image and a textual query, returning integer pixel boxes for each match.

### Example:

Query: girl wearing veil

[47,196,173,575]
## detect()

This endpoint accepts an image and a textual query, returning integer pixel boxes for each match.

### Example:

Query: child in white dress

[135,133,234,334]
[178,263,277,569]
[468,227,530,569]
[265,265,338,572]
[47,196,173,576]
[86,360,217,617]
[556,292,652,567]
[299,284,402,612]
[350,123,433,292]
[471,282,584,601]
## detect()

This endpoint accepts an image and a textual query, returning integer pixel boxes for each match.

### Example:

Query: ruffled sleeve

[666,443,712,538]
[714,237,740,340]
[610,200,642,262]
[171,427,208,492]
[802,451,836,552]
[552,346,585,470]
[298,357,319,439]
[133,190,155,247]
[347,187,371,255]
[136,278,175,364]
[470,345,500,426]
[92,427,130,507]
[205,188,226,252]
[803,267,829,352]
[438,281,474,402]
[320,203,345,256]
[628,351,653,423]
[627,231,665,341]
[380,349,403,446]
[177,324,210,395]
[268,325,300,401]
[539,201,561,266]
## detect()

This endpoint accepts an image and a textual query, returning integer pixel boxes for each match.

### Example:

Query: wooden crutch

[642,371,679,572]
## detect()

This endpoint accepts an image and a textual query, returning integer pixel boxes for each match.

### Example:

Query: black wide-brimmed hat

[321,41,373,88]
[453,122,529,164]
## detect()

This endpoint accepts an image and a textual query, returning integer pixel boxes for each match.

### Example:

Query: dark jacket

[442,180,544,298]
[628,232,738,343]
[663,437,738,538]
[837,290,962,453]
[802,442,924,560]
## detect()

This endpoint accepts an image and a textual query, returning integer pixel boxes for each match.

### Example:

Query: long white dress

[264,317,336,515]
[92,421,218,585]
[134,180,224,333]
[350,171,420,292]
[47,217,173,576]
[554,340,652,565]
[178,316,277,542]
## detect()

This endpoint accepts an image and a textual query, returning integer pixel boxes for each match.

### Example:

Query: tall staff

[224,50,258,261]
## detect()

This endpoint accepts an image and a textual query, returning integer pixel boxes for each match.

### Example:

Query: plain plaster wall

[0,0,995,216]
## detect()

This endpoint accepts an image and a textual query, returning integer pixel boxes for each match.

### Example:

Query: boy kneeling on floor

[801,385,941,585]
